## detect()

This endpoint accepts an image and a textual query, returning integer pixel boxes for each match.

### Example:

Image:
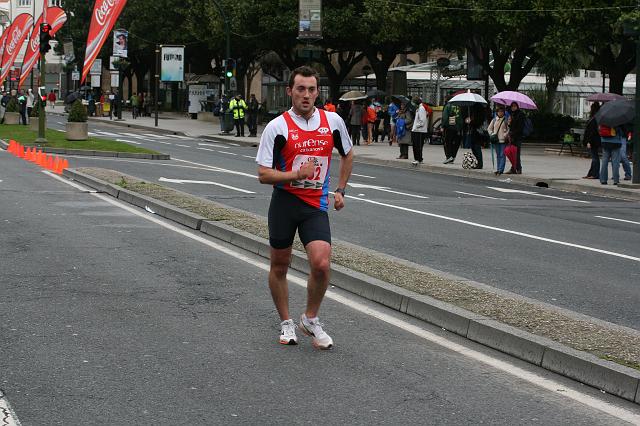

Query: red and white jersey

[257,107,352,211]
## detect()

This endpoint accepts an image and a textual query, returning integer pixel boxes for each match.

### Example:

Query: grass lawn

[0,124,159,154]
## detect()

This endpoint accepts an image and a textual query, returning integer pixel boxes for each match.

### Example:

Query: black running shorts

[268,188,331,249]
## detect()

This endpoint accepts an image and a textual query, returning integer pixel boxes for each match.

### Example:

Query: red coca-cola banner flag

[0,27,11,69]
[0,13,35,86]
[18,7,67,89]
[81,0,128,84]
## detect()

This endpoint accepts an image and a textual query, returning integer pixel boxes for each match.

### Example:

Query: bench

[559,128,584,155]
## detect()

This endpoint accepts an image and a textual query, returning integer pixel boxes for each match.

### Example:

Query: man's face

[287,74,318,116]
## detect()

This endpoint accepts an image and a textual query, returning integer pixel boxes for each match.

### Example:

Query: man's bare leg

[269,247,293,321]
[304,240,331,318]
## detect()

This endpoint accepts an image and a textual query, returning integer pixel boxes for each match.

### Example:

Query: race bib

[290,155,329,190]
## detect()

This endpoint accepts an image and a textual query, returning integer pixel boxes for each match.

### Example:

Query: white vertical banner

[110,72,119,87]
[160,45,184,82]
[91,74,101,88]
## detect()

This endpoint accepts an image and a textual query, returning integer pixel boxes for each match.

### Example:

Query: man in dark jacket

[441,100,463,164]
[247,93,259,137]
[507,102,525,174]
[583,103,601,179]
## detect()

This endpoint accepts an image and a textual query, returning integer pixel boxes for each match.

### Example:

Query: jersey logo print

[317,127,330,135]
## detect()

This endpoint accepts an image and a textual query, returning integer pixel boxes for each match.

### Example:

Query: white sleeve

[255,117,286,168]
[327,112,352,156]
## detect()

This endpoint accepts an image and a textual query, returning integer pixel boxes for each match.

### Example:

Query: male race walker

[255,66,353,349]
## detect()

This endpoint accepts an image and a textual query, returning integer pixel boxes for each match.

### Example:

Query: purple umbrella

[586,92,625,103]
[491,91,537,110]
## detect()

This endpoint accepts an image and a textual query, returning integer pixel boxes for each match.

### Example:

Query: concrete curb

[0,133,169,160]
[62,167,640,405]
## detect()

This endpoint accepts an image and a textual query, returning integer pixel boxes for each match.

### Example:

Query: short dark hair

[288,66,320,88]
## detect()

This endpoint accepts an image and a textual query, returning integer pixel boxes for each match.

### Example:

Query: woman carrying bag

[488,106,509,175]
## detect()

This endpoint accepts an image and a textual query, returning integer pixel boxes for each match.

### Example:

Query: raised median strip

[62,167,640,405]
[0,139,170,160]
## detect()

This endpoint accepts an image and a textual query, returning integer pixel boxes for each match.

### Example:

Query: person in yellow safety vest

[229,94,248,137]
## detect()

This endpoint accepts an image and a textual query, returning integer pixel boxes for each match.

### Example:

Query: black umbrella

[79,85,92,91]
[391,94,410,104]
[595,99,634,127]
[64,91,81,104]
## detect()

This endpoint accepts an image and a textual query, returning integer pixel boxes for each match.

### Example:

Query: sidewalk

[47,107,640,200]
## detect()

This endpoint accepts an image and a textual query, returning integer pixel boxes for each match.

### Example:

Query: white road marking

[455,191,507,200]
[173,135,193,140]
[173,158,257,179]
[197,147,217,152]
[143,133,169,139]
[42,170,97,192]
[88,132,97,136]
[44,174,640,423]
[227,142,240,146]
[158,177,255,193]
[120,132,141,137]
[56,121,64,125]
[94,131,120,137]
[348,182,428,199]
[176,144,190,148]
[155,141,172,145]
[595,216,640,226]
[351,173,376,179]
[217,151,238,156]
[242,155,255,159]
[347,195,640,262]
[198,142,225,148]
[116,139,142,145]
[0,391,21,426]
[487,186,590,204]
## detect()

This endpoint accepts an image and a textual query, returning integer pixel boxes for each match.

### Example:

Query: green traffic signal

[225,70,233,78]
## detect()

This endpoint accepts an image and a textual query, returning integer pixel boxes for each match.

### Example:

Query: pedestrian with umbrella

[582,103,601,179]
[595,99,634,184]
[487,105,509,175]
[447,91,488,168]
[491,91,537,174]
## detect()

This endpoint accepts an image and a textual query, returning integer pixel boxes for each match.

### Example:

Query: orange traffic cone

[36,150,44,166]
[61,158,69,173]
[17,144,24,158]
[7,140,14,154]
[27,147,34,161]
[46,154,54,170]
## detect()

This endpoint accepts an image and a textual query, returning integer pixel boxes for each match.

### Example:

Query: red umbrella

[504,144,518,168]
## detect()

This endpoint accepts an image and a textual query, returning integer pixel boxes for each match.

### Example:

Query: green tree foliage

[68,99,88,122]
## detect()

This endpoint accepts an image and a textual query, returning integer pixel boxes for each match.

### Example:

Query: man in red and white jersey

[256,66,353,350]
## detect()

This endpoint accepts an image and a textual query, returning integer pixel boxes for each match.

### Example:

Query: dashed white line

[116,139,142,145]
[176,144,189,147]
[227,142,240,146]
[455,191,507,200]
[217,151,238,156]
[155,141,172,145]
[346,195,640,262]
[198,142,225,148]
[172,158,256,178]
[242,155,255,159]
[158,177,255,193]
[197,147,216,152]
[173,135,193,140]
[351,173,376,179]
[143,133,169,139]
[44,174,640,424]
[595,216,640,226]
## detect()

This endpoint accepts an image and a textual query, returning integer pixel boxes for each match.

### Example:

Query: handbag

[462,151,478,169]
[489,117,504,144]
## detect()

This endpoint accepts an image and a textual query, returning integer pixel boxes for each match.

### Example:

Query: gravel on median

[79,167,640,371]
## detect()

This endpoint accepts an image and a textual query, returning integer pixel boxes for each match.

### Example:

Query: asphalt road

[45,119,640,331]
[2,148,639,424]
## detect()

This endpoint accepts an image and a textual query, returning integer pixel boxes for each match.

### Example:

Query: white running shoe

[299,314,333,350]
[279,319,298,345]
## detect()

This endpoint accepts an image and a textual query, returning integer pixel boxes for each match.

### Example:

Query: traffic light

[225,58,235,78]
[39,23,52,55]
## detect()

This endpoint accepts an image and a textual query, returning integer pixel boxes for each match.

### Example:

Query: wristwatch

[335,187,346,196]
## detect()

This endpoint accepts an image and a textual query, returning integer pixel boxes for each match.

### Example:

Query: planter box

[29,120,39,131]
[65,122,88,141]
[4,112,20,125]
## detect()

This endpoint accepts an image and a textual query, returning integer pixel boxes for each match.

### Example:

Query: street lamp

[362,65,372,92]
